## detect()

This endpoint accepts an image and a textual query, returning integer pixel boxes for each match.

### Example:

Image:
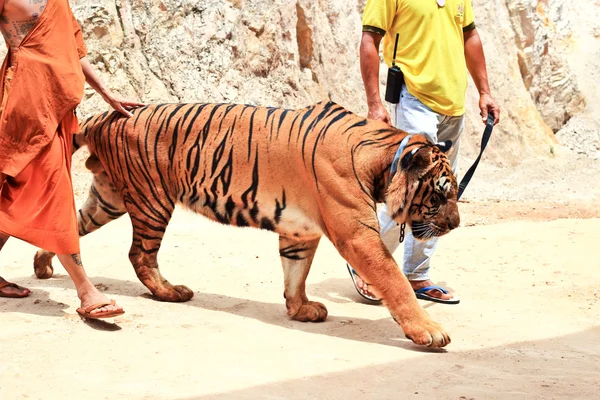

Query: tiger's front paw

[401,317,451,348]
[173,285,194,301]
[289,301,328,322]
[33,250,55,279]
[153,284,194,302]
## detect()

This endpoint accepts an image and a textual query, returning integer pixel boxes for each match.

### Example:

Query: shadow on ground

[176,327,600,400]
[2,274,449,351]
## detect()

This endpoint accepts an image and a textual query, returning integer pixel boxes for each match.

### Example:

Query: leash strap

[388,135,411,184]
[457,113,495,200]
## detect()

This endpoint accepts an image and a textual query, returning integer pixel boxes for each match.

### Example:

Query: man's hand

[368,103,392,125]
[479,92,500,126]
[360,32,393,125]
[102,93,145,118]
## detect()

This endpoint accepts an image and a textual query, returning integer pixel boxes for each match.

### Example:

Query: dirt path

[1,196,599,399]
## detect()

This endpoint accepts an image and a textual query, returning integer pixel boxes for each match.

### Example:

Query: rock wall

[72,0,366,120]
[550,0,600,159]
[506,0,586,133]
[6,0,600,166]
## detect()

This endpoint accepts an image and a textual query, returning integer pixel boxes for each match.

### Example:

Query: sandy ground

[1,150,600,399]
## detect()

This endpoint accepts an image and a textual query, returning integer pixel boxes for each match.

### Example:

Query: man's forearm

[80,58,111,99]
[464,29,491,95]
[360,34,384,107]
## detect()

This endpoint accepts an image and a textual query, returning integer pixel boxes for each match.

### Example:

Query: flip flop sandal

[0,280,31,298]
[76,299,125,319]
[346,263,382,303]
[414,286,460,305]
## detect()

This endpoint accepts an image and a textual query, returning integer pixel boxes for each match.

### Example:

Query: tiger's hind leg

[127,202,194,302]
[279,236,327,322]
[33,173,126,279]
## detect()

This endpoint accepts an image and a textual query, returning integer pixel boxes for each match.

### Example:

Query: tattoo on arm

[71,254,83,266]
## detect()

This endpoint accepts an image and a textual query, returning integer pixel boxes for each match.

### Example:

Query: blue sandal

[414,285,460,305]
[346,264,382,303]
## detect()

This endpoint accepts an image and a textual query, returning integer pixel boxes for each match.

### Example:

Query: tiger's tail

[71,114,98,155]
[72,132,86,154]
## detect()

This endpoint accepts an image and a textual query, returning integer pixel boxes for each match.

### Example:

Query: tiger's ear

[84,153,104,174]
[435,140,453,153]
[401,148,429,172]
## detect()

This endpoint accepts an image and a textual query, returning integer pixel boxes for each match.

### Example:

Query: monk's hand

[104,94,145,118]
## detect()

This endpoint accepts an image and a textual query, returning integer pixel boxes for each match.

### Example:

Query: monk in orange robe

[0,0,143,318]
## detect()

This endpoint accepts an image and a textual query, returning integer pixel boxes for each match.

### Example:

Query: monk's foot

[0,277,31,298]
[410,279,456,301]
[77,283,124,317]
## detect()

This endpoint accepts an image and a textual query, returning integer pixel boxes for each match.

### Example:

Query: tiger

[33,101,460,348]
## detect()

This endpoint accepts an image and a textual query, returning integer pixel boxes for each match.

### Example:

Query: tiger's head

[385,136,460,241]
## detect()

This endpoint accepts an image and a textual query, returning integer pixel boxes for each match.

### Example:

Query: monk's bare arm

[80,57,144,118]
[80,58,110,101]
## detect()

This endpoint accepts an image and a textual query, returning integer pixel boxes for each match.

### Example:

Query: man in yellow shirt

[347,0,500,304]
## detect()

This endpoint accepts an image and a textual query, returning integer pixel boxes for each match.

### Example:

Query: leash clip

[399,222,406,243]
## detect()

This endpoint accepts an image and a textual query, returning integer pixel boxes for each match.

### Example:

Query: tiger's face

[385,142,460,241]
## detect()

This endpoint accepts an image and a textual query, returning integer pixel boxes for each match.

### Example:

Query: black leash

[457,113,495,201]
[398,113,495,243]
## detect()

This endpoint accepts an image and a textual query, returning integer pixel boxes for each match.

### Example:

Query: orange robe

[0,0,87,254]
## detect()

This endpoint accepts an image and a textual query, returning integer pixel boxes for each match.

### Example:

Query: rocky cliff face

[5,1,600,166]
[72,0,367,120]
[507,0,586,133]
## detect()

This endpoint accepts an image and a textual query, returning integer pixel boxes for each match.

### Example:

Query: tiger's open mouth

[410,222,451,241]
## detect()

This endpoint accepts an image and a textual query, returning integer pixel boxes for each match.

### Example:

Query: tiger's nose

[447,215,460,230]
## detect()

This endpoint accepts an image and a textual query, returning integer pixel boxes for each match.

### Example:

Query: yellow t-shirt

[362,0,475,116]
